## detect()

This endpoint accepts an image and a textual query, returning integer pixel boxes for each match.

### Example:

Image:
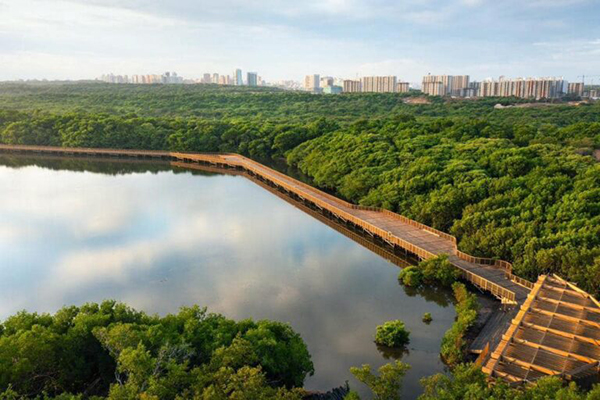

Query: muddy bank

[467,292,518,358]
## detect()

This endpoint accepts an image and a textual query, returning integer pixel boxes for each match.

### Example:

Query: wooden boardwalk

[2,144,599,384]
[197,152,532,304]
[0,144,530,302]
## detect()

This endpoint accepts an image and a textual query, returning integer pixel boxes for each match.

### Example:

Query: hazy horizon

[0,0,599,83]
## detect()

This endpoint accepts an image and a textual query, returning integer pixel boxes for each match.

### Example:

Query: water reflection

[0,155,455,399]
[376,345,410,361]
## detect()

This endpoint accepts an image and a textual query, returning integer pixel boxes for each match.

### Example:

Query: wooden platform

[483,275,600,384]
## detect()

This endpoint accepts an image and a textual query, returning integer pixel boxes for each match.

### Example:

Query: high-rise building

[99,72,182,85]
[247,72,258,87]
[451,75,470,96]
[212,73,219,84]
[463,82,479,98]
[321,76,334,87]
[421,74,568,99]
[471,77,567,99]
[304,74,320,92]
[422,81,445,96]
[478,79,498,97]
[397,82,410,93]
[166,72,182,84]
[422,75,469,96]
[422,75,444,96]
[568,82,584,97]
[235,69,243,85]
[360,76,397,93]
[343,80,361,93]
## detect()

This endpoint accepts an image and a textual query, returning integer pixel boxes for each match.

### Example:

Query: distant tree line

[1,82,599,124]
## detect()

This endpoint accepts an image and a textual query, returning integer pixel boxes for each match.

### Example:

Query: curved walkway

[2,144,599,385]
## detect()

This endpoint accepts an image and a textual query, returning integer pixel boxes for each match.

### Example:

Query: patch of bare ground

[403,96,431,105]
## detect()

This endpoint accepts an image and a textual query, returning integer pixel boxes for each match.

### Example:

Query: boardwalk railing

[0,144,171,158]
[457,250,535,291]
[380,209,458,244]
[456,250,513,273]
[508,273,535,290]
[461,269,517,304]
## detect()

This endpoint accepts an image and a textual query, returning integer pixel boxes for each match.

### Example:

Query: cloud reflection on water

[0,160,455,399]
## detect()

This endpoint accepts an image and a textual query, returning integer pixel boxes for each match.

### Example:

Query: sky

[0,0,599,83]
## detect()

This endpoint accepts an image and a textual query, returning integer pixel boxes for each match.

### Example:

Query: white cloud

[0,225,38,243]
[532,38,600,62]
[460,0,485,5]
[0,0,597,81]
[525,0,590,6]
[0,0,182,31]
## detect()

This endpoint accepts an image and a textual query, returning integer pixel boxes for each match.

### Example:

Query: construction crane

[577,75,600,86]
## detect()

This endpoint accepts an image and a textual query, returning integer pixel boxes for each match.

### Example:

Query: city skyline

[92,69,592,87]
[0,0,599,83]
[96,70,598,100]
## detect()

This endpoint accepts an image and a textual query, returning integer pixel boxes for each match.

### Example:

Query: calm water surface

[0,156,455,399]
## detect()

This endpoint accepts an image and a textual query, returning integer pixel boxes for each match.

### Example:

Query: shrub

[419,255,461,287]
[398,266,423,287]
[397,256,460,289]
[422,313,432,323]
[350,361,410,400]
[344,390,361,400]
[375,320,410,348]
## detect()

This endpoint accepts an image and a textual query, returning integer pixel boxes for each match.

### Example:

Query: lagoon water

[0,155,455,399]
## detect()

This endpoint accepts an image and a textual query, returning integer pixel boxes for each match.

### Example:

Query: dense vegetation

[287,117,600,295]
[1,82,598,124]
[1,83,599,295]
[439,283,479,366]
[419,363,600,400]
[0,301,312,399]
[345,361,600,400]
